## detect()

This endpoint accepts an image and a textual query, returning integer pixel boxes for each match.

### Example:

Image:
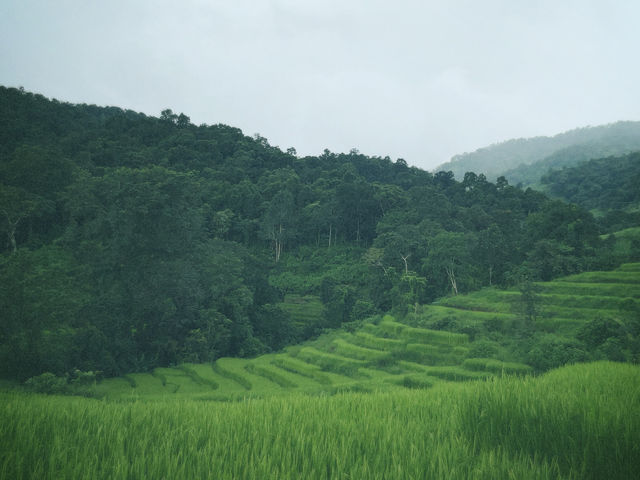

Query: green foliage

[541,151,640,212]
[294,347,366,377]
[3,362,637,479]
[11,262,635,402]
[24,373,68,395]
[244,363,298,388]
[396,374,434,389]
[211,361,252,391]
[458,362,640,479]
[526,334,589,371]
[463,358,532,375]
[517,278,542,330]
[177,365,219,390]
[0,246,89,380]
[351,331,406,352]
[270,357,332,385]
[0,86,630,384]
[331,338,393,363]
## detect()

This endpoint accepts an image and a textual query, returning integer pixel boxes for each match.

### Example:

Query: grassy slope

[86,262,639,401]
[602,227,640,259]
[4,263,639,478]
[2,361,638,479]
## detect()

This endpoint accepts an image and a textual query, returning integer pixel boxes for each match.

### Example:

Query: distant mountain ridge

[436,121,640,184]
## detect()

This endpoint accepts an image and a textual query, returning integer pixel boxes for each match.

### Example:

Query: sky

[1,0,639,171]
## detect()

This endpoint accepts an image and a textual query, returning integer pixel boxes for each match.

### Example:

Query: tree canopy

[0,86,623,380]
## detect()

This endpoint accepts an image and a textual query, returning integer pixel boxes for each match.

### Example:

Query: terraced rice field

[93,263,640,400]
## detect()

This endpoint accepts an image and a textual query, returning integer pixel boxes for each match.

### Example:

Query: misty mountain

[436,121,640,184]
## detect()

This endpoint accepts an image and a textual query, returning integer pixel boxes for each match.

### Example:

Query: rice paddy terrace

[93,263,640,400]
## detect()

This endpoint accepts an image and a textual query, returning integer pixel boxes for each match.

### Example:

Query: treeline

[0,86,619,380]
[540,152,640,231]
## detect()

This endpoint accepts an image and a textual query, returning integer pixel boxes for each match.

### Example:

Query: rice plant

[3,362,635,479]
[331,338,393,363]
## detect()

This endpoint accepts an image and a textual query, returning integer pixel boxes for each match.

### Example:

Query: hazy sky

[1,0,639,170]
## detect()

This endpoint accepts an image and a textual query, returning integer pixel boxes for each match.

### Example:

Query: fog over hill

[436,121,640,183]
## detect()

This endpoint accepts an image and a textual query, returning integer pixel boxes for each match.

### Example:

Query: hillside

[540,151,640,212]
[1,86,621,383]
[435,121,640,182]
[502,142,640,187]
[35,261,636,401]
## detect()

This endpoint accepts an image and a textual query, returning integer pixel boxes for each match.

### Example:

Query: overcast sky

[1,0,639,170]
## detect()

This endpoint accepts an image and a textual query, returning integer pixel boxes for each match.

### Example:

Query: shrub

[399,375,434,389]
[70,369,99,387]
[597,337,627,362]
[467,340,499,358]
[24,372,67,394]
[526,334,589,372]
[484,316,504,332]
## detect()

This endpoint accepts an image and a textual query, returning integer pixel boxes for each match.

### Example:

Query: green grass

[154,369,207,394]
[176,364,219,389]
[215,357,288,392]
[618,262,640,272]
[349,331,406,352]
[5,263,640,476]
[601,228,640,259]
[463,358,533,375]
[184,363,250,393]
[390,373,437,389]
[244,363,298,388]
[422,365,494,382]
[434,289,518,313]
[537,281,640,298]
[401,343,458,365]
[123,373,166,394]
[4,362,636,479]
[294,347,367,377]
[211,360,252,391]
[458,361,640,479]
[331,338,393,362]
[558,271,640,284]
[399,325,469,345]
[270,356,333,385]
[414,304,517,323]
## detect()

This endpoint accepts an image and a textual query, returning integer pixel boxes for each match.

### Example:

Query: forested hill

[436,121,640,183]
[0,86,619,381]
[540,151,640,222]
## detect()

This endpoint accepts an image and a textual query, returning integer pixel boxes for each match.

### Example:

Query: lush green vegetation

[539,152,640,231]
[2,86,640,479]
[16,262,632,401]
[4,262,638,477]
[2,86,625,383]
[2,361,638,479]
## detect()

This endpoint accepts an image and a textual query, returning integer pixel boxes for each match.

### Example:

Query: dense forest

[541,151,640,210]
[0,86,626,381]
[436,121,640,183]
